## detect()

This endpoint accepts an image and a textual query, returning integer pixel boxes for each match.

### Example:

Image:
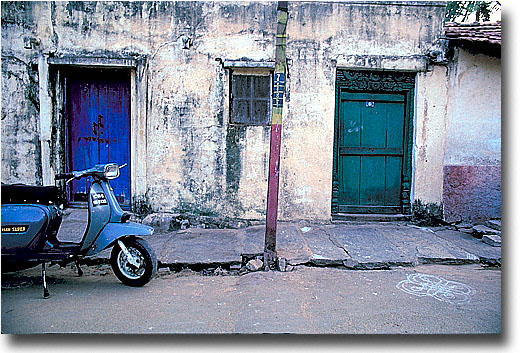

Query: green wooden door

[337,92,406,214]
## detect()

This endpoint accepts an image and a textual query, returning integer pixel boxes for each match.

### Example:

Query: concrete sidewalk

[58,209,501,271]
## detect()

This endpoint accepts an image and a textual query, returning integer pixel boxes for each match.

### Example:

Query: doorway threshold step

[332,213,411,222]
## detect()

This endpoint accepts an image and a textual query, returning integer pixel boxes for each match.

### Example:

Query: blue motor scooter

[1,163,157,298]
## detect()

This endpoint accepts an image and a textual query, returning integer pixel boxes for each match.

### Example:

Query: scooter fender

[85,222,154,256]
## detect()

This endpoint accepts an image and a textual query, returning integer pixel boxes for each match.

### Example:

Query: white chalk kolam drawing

[396,273,476,305]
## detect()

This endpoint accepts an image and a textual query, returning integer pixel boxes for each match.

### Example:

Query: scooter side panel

[100,181,127,223]
[1,205,49,252]
[84,222,154,256]
[79,182,111,253]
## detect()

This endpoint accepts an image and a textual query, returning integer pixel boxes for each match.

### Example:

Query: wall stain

[225,125,245,196]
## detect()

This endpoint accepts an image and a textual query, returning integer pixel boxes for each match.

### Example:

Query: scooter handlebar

[55,173,75,180]
[55,163,125,182]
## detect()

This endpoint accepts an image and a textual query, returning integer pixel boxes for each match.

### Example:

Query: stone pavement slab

[301,225,348,266]
[381,225,479,265]
[144,233,172,260]
[55,209,501,270]
[158,229,242,266]
[486,219,501,231]
[327,224,411,269]
[433,229,501,265]
[240,223,347,266]
[240,225,264,257]
[482,234,501,247]
[276,223,312,265]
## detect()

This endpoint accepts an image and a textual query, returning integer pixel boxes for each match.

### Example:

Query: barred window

[231,73,271,125]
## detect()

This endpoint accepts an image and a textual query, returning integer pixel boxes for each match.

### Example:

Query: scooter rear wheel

[110,237,157,287]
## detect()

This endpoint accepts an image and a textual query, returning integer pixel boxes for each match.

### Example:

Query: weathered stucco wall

[280,1,446,220]
[1,2,42,185]
[412,66,448,205]
[442,48,501,223]
[1,1,447,221]
[444,48,501,166]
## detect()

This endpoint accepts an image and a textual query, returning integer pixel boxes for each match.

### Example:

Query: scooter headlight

[104,164,120,179]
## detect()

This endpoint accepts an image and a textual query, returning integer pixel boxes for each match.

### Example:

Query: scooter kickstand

[42,263,50,299]
[75,260,83,277]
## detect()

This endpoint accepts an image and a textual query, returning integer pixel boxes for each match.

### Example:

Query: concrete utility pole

[264,1,288,269]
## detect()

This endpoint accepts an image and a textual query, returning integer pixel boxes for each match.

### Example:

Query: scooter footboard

[84,222,154,256]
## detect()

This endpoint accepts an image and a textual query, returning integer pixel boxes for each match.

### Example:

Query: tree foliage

[446,1,501,22]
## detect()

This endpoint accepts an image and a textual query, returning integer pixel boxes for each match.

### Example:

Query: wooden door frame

[39,54,148,211]
[63,67,132,207]
[331,69,415,215]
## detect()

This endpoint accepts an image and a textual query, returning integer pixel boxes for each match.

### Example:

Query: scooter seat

[1,184,60,205]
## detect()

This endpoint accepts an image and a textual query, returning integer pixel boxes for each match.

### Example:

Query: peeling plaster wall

[412,66,448,205]
[444,49,501,167]
[1,1,447,221]
[141,2,278,217]
[442,48,501,223]
[280,2,446,220]
[1,2,42,185]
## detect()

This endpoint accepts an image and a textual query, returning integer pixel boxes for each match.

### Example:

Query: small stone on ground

[482,234,501,247]
[246,259,263,272]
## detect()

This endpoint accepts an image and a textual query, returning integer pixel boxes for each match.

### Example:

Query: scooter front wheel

[110,237,157,287]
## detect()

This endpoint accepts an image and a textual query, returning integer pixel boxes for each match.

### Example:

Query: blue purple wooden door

[67,69,131,209]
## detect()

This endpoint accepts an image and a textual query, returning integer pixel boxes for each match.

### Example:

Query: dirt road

[1,263,500,334]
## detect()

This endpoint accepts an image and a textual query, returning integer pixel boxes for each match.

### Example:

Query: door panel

[339,156,360,205]
[360,155,386,206]
[67,69,131,209]
[385,156,403,205]
[337,92,406,214]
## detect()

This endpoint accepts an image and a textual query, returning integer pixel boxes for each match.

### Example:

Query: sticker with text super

[2,225,28,233]
[91,192,108,206]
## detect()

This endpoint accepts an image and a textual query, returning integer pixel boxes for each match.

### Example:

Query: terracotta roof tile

[445,21,501,45]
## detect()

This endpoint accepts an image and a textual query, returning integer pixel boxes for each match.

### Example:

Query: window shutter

[231,74,271,125]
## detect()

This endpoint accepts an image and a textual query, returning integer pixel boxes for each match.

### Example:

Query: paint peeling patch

[443,165,501,223]
[347,120,362,133]
[396,273,476,305]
